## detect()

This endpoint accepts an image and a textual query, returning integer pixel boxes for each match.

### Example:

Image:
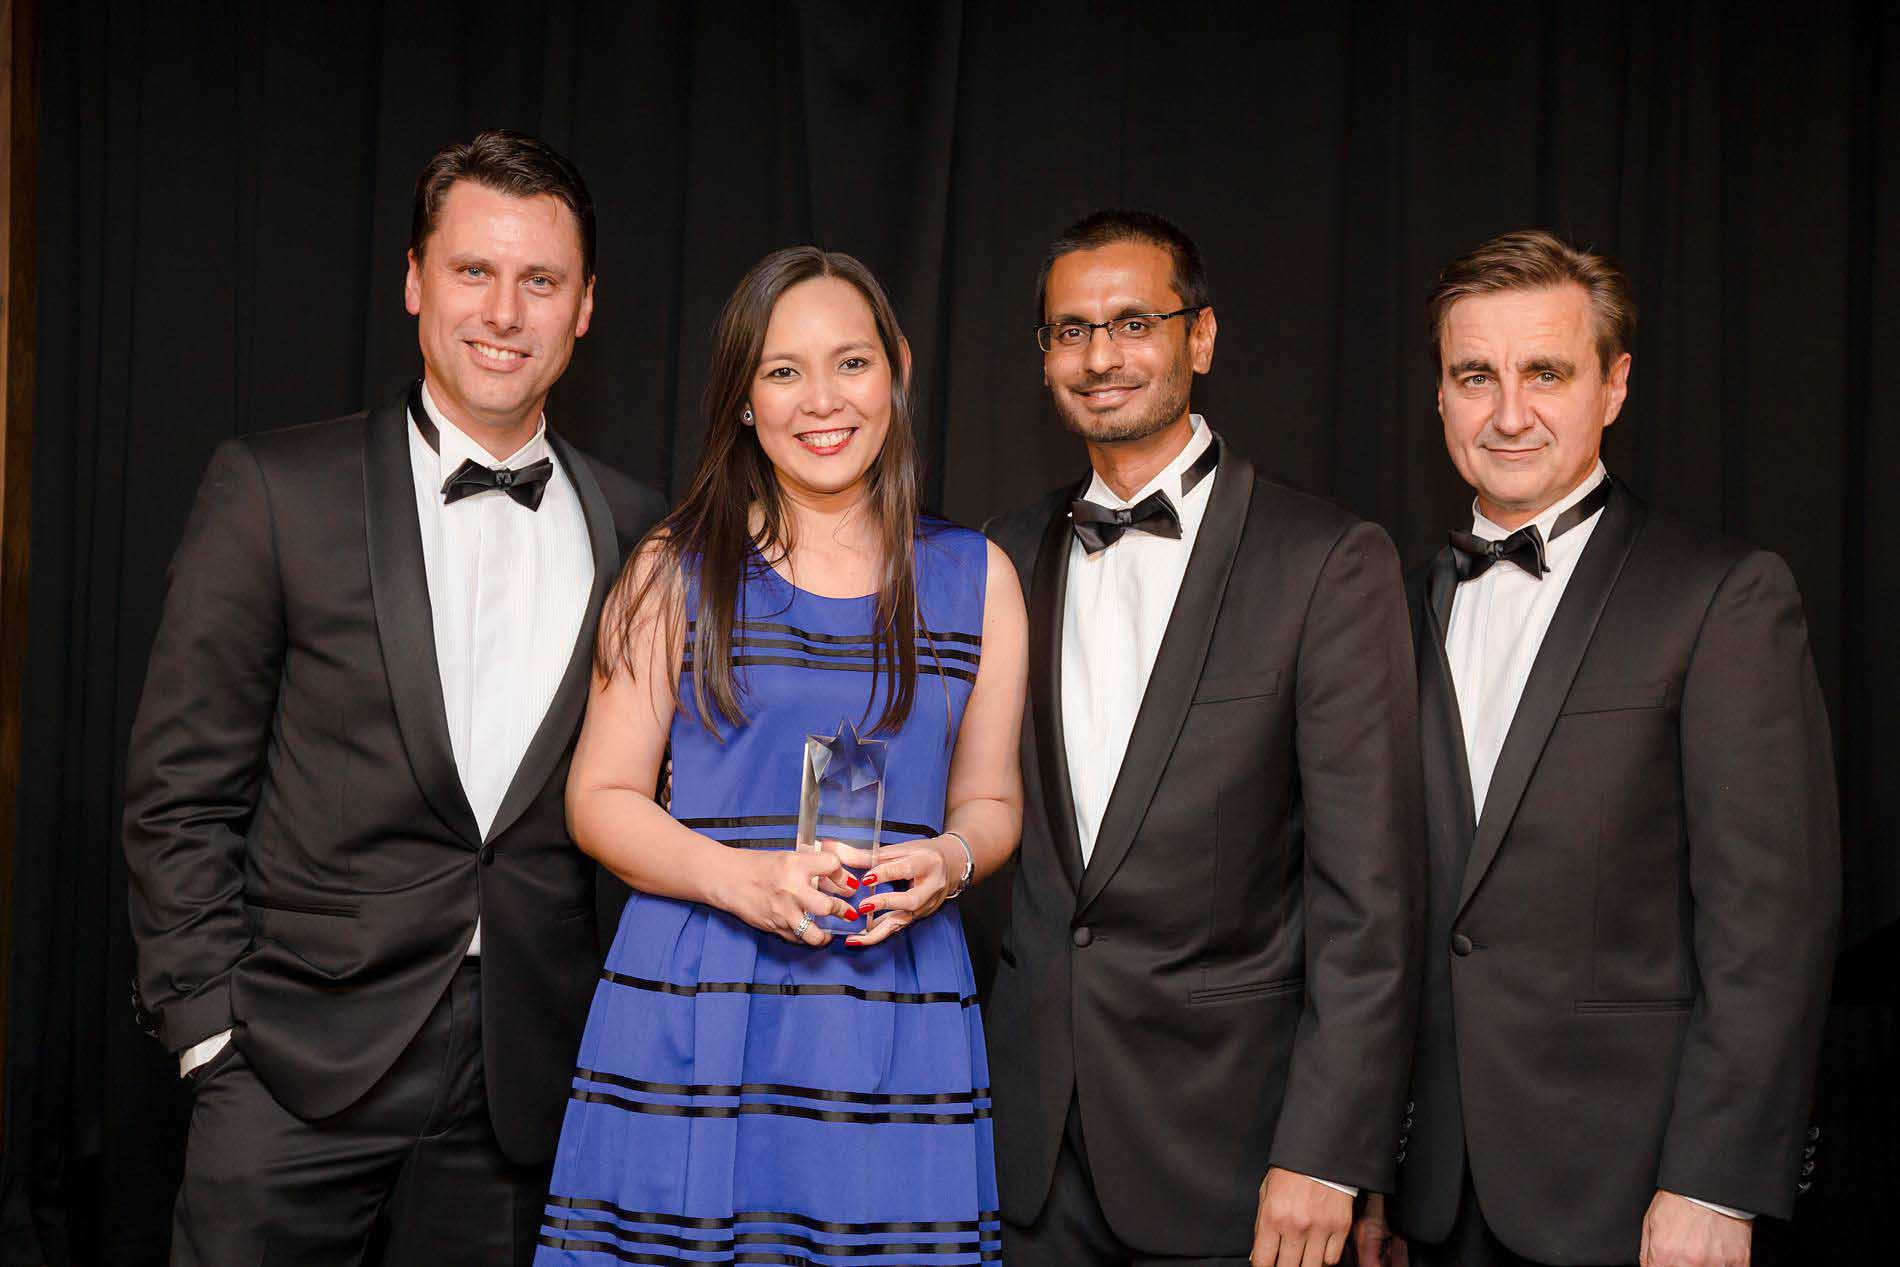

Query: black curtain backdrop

[6,2,1895,1262]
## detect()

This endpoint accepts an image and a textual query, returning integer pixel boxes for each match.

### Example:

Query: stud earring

[742,408,754,423]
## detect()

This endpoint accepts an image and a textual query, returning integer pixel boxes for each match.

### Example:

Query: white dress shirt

[1058,417,1356,1199]
[180,385,591,1076]
[1444,462,1607,823]
[410,381,594,950]
[1442,461,1749,1222]
[1062,417,1217,866]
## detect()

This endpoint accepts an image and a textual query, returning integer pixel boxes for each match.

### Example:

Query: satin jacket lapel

[363,392,481,848]
[1420,549,1478,847]
[1456,486,1645,915]
[484,433,620,845]
[1030,487,1086,892]
[1075,450,1253,918]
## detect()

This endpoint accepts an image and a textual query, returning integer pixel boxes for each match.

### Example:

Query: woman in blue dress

[534,246,1027,1266]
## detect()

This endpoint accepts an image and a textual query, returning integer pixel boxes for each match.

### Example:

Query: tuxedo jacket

[1393,482,1840,1262]
[123,388,665,1164]
[982,449,1423,1254]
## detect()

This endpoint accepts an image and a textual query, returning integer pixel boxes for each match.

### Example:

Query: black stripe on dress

[690,619,983,648]
[543,1196,1001,1235]
[709,635,982,666]
[677,813,938,837]
[570,1087,989,1124]
[600,969,974,1007]
[535,1237,1002,1265]
[683,655,978,685]
[541,1220,995,1259]
[572,1066,990,1106]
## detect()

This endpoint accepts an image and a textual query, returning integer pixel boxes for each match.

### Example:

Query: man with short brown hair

[124,130,664,1265]
[1354,230,1838,1267]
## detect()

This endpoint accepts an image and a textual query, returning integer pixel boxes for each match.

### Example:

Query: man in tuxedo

[123,130,665,1265]
[981,210,1422,1267]
[1354,230,1839,1267]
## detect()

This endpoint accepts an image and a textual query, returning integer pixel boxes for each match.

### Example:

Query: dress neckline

[749,543,877,604]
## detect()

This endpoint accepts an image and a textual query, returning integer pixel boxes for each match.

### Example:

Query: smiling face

[1437,283,1630,528]
[404,180,594,447]
[747,276,904,502]
[1041,241,1215,444]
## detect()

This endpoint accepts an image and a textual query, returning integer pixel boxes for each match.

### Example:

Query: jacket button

[1450,932,1473,956]
[1072,926,1093,948]
[479,844,496,866]
[1808,1124,1822,1141]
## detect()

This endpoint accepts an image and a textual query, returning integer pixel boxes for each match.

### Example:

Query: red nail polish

[862,874,877,886]
[845,876,860,891]
[845,908,860,921]
[858,902,875,915]
[845,937,863,947]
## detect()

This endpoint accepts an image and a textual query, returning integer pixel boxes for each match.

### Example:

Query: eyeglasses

[1034,307,1204,354]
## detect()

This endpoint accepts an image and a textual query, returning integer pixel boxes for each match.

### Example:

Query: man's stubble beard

[1053,342,1195,444]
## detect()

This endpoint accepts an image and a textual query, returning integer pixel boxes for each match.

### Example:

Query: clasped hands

[723,836,963,948]
[1351,1190,1751,1267]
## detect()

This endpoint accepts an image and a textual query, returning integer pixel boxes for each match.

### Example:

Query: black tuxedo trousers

[982,452,1424,1256]
[124,391,664,1165]
[1395,487,1840,1264]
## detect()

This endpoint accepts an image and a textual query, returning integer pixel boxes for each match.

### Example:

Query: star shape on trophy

[810,718,888,792]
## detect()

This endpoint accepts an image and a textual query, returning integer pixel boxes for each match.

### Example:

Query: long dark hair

[599,246,925,736]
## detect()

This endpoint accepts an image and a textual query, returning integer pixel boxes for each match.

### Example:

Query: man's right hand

[1351,1194,1410,1266]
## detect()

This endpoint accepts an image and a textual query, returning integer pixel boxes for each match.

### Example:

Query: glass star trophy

[796,719,888,934]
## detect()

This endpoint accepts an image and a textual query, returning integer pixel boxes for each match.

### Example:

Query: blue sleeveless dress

[535,521,1001,1266]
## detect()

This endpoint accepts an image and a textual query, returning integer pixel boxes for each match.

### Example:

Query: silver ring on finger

[791,911,813,937]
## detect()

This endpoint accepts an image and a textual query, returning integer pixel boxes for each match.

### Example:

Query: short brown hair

[1428,229,1635,377]
[410,129,596,277]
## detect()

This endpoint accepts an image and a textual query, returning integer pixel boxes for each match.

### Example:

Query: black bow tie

[1449,477,1613,582]
[441,457,553,510]
[1449,524,1546,581]
[1070,435,1221,555]
[408,379,554,511]
[1071,489,1181,554]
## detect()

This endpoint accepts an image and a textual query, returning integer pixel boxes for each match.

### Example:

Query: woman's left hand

[829,837,963,947]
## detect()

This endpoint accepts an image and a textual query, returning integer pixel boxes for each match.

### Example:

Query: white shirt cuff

[178,1028,232,1077]
[1680,1194,1754,1220]
[1308,1175,1359,1198]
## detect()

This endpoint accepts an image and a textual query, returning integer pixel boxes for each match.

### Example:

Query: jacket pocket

[1189,975,1303,1006]
[1573,997,1694,1014]
[1560,679,1675,716]
[245,899,364,977]
[246,895,361,918]
[1192,668,1281,704]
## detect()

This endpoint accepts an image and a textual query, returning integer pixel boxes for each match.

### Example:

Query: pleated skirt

[534,885,1001,1265]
